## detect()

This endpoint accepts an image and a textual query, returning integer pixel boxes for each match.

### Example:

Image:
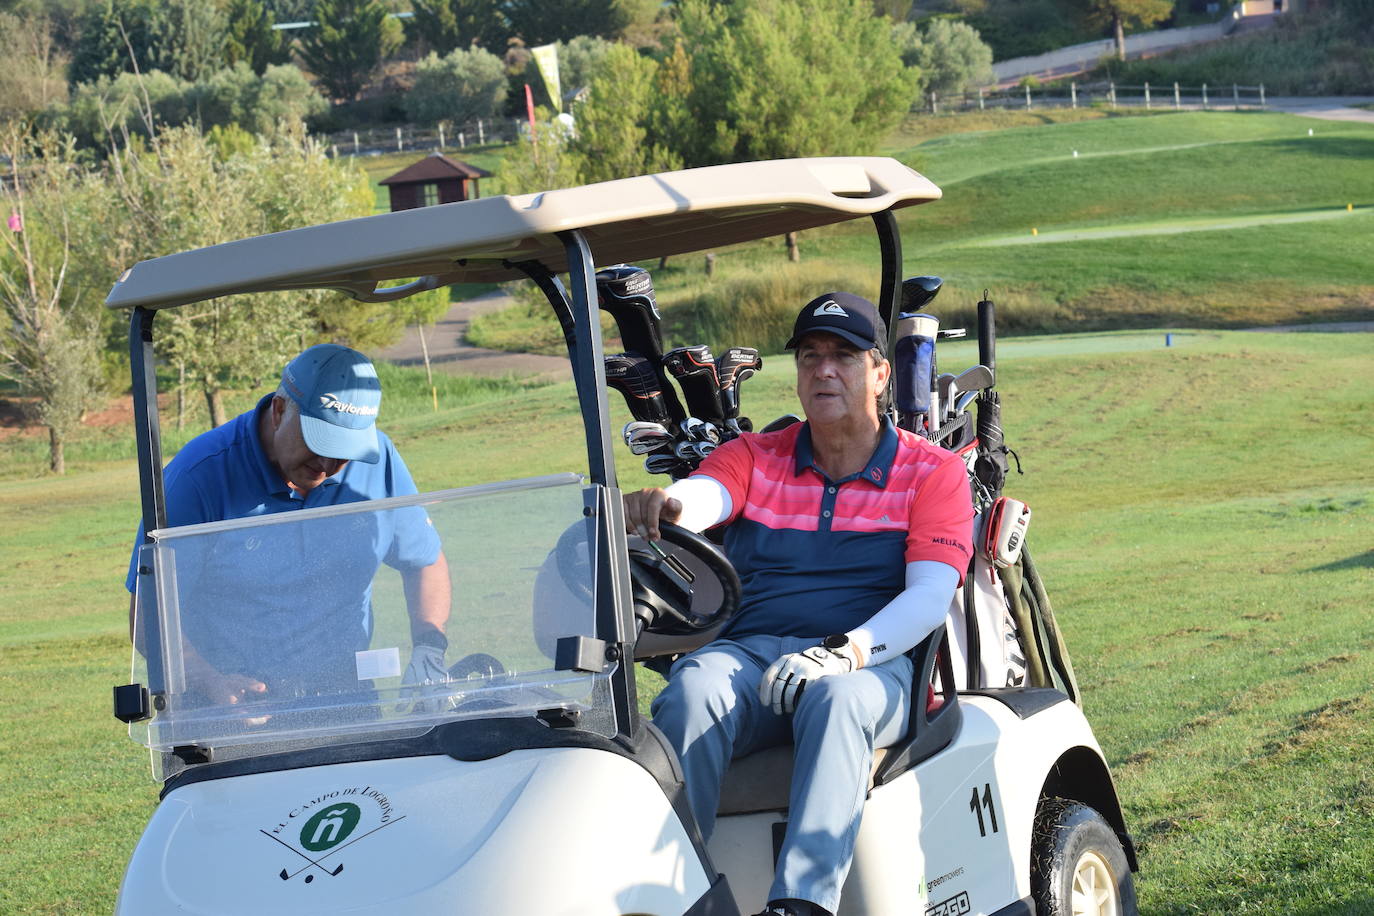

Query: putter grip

[978,296,996,374]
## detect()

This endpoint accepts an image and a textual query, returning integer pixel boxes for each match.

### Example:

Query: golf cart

[110,157,1137,915]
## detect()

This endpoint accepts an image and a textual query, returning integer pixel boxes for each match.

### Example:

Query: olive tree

[0,128,106,473]
[918,18,994,96]
[404,47,508,126]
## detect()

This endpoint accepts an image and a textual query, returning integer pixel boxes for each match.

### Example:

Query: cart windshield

[129,474,613,761]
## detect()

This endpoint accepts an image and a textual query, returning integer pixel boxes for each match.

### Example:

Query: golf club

[596,266,686,423]
[662,345,725,427]
[974,291,1011,498]
[936,373,956,418]
[900,276,943,313]
[604,352,674,427]
[644,453,690,478]
[952,363,994,394]
[716,347,763,428]
[623,421,674,455]
[678,417,720,445]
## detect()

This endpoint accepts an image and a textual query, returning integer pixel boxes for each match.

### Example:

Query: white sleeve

[845,560,960,668]
[662,475,733,532]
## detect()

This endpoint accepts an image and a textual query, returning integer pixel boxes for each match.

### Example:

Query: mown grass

[2,328,1372,913]
[466,110,1374,354]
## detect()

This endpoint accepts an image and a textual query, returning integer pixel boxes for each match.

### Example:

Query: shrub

[920,18,995,96]
[44,65,325,151]
[404,47,509,125]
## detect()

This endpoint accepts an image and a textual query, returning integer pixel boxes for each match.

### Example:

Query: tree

[0,12,69,122]
[496,109,582,196]
[918,18,993,96]
[0,128,106,473]
[68,0,170,85]
[570,43,680,184]
[162,0,229,82]
[297,0,403,101]
[68,0,228,84]
[1083,0,1172,61]
[404,46,508,125]
[890,19,923,69]
[506,0,627,45]
[101,124,381,426]
[49,64,324,150]
[407,0,506,55]
[674,0,919,165]
[224,0,289,75]
[557,34,613,92]
[250,64,328,132]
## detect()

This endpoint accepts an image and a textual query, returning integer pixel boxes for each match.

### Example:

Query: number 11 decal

[969,783,1000,837]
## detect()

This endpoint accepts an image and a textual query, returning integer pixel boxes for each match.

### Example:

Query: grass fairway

[1,327,1372,913]
[468,110,1374,352]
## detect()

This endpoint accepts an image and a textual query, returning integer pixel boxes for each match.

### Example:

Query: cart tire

[1031,799,1137,916]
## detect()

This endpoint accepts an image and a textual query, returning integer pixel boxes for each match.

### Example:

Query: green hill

[638,110,1373,352]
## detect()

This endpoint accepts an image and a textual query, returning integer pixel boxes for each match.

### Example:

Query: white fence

[924,81,1269,113]
[318,117,525,158]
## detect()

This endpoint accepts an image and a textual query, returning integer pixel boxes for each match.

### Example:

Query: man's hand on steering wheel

[624,487,683,542]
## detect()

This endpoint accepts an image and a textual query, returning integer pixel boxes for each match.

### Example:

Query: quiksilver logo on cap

[814,300,848,317]
[319,393,378,417]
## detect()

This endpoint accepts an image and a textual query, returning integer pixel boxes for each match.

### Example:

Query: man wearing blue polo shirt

[624,293,974,916]
[126,344,451,710]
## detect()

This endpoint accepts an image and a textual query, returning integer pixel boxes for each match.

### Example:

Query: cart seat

[718,745,892,816]
[715,636,959,819]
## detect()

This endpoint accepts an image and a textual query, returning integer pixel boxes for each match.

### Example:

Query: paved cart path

[377,289,571,380]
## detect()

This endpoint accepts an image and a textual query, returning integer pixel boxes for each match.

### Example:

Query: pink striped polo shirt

[692,419,973,640]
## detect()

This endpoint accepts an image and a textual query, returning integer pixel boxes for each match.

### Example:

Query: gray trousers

[651,635,913,914]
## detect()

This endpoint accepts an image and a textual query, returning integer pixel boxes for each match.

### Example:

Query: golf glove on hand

[759,644,856,716]
[399,629,449,712]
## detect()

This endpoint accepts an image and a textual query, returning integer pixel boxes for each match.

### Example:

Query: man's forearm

[844,560,960,668]
[404,551,452,641]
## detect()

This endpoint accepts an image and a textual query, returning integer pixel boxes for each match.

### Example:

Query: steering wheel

[552,520,741,638]
[629,523,741,636]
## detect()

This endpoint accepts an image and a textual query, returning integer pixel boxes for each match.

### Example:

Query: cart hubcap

[1070,850,1118,916]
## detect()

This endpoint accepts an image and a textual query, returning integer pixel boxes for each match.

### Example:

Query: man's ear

[270,394,287,429]
[874,357,892,389]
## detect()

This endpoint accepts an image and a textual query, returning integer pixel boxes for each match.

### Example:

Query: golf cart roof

[105,157,940,311]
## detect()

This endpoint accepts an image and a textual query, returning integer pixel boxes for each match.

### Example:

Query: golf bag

[945,497,1080,705]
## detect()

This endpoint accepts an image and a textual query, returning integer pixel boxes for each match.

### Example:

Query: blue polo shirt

[693,419,973,641]
[125,395,440,688]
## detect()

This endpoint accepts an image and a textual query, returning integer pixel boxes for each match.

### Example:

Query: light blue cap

[280,344,382,464]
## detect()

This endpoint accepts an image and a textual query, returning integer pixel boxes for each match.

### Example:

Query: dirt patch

[0,395,135,440]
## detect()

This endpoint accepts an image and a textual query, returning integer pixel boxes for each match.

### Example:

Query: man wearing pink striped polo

[624,292,974,916]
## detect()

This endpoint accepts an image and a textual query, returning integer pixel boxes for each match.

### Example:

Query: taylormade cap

[280,344,382,464]
[785,292,887,355]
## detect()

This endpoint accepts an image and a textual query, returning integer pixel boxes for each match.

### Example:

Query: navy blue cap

[785,292,887,355]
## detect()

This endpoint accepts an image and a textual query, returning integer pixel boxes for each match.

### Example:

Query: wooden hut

[379,153,493,212]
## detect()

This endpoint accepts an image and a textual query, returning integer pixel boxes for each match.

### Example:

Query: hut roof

[379,152,493,185]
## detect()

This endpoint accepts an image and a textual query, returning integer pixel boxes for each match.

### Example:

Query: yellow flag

[531,43,562,114]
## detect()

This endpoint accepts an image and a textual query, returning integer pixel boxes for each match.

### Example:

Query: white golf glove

[759,644,856,716]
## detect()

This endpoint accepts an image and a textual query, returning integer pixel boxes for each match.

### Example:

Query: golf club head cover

[604,352,673,426]
[894,313,938,415]
[981,496,1030,568]
[662,345,724,424]
[596,265,663,356]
